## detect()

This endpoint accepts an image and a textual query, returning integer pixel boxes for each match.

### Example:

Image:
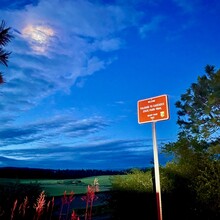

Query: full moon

[22,25,54,53]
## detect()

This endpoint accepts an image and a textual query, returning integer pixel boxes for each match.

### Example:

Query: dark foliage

[161,64,220,220]
[0,182,42,219]
[0,20,13,84]
[110,173,219,220]
[110,190,157,220]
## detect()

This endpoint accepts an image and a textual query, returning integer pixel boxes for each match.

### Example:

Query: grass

[0,175,115,196]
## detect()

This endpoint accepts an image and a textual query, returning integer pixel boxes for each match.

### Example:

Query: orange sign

[137,94,169,124]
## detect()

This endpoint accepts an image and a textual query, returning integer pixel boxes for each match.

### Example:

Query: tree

[0,20,13,84]
[163,65,220,158]
[175,65,220,142]
[162,65,220,219]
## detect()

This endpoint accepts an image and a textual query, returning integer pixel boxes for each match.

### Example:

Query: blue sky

[0,0,219,170]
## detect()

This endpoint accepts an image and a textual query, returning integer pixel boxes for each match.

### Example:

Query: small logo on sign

[160,111,165,117]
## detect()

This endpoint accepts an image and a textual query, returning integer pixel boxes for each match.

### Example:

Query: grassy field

[0,175,114,196]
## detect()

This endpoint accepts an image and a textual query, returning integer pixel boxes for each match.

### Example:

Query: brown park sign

[137,94,169,124]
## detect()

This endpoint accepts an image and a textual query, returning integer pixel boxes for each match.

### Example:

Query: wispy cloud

[0,137,157,169]
[172,0,196,12]
[0,114,108,147]
[139,16,164,38]
[0,0,39,10]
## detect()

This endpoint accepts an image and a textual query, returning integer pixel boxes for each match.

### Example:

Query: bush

[110,169,157,219]
[162,156,220,220]
[193,158,220,218]
[111,169,153,193]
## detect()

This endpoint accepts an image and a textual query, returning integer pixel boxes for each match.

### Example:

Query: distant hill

[0,167,125,179]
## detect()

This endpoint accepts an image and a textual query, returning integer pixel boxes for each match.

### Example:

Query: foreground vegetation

[0,178,101,220]
[1,163,219,220]
[111,166,220,220]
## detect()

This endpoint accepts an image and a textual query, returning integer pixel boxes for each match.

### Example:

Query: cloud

[0,137,157,169]
[172,0,196,12]
[139,16,164,38]
[0,114,108,147]
[22,24,55,54]
[98,38,122,51]
[0,0,39,10]
[0,0,143,124]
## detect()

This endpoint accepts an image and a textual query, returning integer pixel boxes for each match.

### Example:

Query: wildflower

[71,210,80,220]
[59,191,75,220]
[0,206,5,217]
[93,178,99,193]
[10,199,17,220]
[62,190,68,205]
[68,191,75,203]
[19,196,29,217]
[34,191,46,220]
[81,178,99,220]
[48,197,54,220]
[66,191,75,220]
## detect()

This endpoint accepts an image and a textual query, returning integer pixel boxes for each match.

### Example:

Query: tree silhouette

[0,20,13,84]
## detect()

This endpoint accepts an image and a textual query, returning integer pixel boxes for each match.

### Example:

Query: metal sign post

[137,94,169,220]
[152,121,163,220]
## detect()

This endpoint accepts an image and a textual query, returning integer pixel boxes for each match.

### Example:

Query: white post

[152,122,163,220]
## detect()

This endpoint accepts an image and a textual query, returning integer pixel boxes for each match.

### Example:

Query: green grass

[0,175,115,196]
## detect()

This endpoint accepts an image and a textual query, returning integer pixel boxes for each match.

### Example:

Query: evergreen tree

[175,65,220,142]
[164,65,220,158]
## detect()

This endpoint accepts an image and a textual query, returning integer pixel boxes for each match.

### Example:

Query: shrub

[111,169,153,193]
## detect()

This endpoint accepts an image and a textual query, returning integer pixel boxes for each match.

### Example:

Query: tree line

[0,167,124,179]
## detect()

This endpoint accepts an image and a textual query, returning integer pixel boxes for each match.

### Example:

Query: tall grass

[0,179,99,220]
[81,178,99,220]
